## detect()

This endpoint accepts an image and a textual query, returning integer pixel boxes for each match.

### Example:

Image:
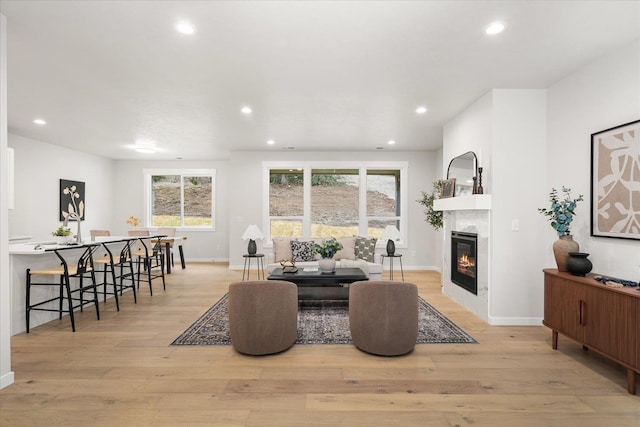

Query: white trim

[7,147,13,210]
[488,316,544,326]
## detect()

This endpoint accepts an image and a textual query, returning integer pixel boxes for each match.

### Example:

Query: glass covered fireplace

[451,231,478,295]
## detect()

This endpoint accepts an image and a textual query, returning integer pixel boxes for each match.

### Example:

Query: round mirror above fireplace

[447,151,477,196]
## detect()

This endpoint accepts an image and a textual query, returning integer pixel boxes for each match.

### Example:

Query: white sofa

[266,237,383,280]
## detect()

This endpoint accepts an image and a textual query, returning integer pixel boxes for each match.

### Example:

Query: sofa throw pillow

[273,238,294,262]
[333,236,356,260]
[290,240,316,262]
[354,236,377,263]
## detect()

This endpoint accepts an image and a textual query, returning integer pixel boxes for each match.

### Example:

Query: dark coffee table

[267,267,367,300]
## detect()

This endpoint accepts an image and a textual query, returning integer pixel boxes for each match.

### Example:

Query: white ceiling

[2,1,639,160]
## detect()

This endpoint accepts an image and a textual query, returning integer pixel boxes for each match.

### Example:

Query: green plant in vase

[313,238,343,259]
[313,238,344,273]
[538,186,584,272]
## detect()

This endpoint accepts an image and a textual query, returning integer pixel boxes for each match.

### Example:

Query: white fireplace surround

[436,194,492,322]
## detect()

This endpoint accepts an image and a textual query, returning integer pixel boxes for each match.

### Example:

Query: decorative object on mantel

[472,176,478,194]
[441,178,456,198]
[476,167,484,194]
[241,224,264,255]
[313,238,344,273]
[566,252,593,276]
[126,215,140,229]
[380,225,401,255]
[417,180,444,230]
[538,186,584,272]
[590,119,640,240]
[59,181,85,243]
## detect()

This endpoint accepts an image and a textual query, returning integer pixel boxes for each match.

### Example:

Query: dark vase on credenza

[552,234,579,272]
[566,252,593,276]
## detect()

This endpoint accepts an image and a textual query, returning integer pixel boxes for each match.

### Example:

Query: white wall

[227,150,440,271]
[491,89,547,323]
[8,135,115,241]
[112,160,230,261]
[546,39,640,281]
[1,13,15,389]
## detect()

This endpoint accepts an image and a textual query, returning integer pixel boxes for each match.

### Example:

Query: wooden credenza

[543,269,639,395]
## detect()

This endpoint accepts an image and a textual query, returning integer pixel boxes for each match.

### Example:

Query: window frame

[263,161,408,247]
[143,168,216,231]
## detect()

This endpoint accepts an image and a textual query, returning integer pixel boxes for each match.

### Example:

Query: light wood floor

[1,263,638,426]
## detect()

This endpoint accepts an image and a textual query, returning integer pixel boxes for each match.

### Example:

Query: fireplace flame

[457,253,476,278]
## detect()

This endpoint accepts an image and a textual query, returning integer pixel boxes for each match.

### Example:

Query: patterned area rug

[171,294,477,346]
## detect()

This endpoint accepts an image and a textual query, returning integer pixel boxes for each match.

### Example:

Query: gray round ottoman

[349,280,419,356]
[228,280,298,355]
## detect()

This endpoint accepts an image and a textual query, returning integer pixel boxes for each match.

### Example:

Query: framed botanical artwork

[59,179,85,222]
[590,119,640,240]
[441,178,456,198]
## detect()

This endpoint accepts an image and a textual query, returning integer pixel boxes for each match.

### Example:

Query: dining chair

[128,229,165,295]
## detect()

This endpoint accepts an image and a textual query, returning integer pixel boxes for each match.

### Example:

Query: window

[144,169,215,229]
[264,162,407,245]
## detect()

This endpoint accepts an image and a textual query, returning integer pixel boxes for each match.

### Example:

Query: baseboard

[0,371,15,389]
[488,316,543,326]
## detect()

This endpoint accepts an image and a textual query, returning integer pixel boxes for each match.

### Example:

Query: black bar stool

[129,233,166,296]
[25,245,100,332]
[93,239,137,309]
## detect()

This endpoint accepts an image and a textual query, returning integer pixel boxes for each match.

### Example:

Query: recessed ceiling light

[241,106,252,114]
[388,140,396,145]
[267,140,275,145]
[485,22,505,35]
[33,119,47,125]
[176,21,195,35]
[415,106,428,114]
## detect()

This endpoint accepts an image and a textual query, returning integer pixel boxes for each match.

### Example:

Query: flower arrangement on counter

[313,238,343,259]
[126,215,140,228]
[538,186,584,236]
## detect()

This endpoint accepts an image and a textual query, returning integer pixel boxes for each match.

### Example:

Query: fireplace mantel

[433,194,492,211]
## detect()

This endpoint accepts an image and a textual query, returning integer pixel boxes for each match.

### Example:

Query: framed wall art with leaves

[590,119,639,240]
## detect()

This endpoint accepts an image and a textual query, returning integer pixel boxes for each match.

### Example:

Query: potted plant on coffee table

[313,238,344,273]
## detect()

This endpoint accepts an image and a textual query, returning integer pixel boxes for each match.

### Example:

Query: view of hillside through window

[151,175,213,227]
[269,168,401,238]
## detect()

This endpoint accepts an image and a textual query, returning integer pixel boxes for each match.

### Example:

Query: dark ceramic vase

[386,239,396,256]
[566,252,592,277]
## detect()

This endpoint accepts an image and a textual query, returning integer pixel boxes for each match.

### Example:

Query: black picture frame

[590,119,639,240]
[59,179,86,221]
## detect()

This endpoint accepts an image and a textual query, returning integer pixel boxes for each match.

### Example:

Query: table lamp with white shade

[242,225,264,255]
[380,225,401,256]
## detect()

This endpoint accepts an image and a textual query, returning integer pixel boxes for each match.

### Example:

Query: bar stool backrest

[90,229,111,241]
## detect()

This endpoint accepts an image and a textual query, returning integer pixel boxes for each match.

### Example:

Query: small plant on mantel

[417,180,444,231]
